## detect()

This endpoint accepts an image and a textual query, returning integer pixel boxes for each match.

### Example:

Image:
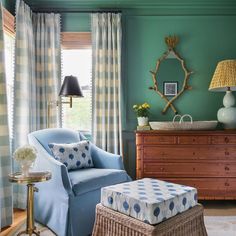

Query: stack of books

[137,125,151,131]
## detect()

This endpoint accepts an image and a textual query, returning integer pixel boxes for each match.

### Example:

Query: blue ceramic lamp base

[217,91,236,129]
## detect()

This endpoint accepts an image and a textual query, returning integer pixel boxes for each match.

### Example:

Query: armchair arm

[90,144,124,170]
[28,134,73,196]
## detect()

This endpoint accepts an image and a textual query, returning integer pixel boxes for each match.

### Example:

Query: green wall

[2,0,11,9]
[61,13,90,32]
[123,15,236,129]
[3,0,15,13]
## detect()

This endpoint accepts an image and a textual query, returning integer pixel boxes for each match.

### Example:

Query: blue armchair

[28,128,131,236]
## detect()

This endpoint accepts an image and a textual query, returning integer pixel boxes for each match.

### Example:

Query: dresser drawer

[143,162,236,177]
[143,135,176,145]
[156,178,236,200]
[178,136,209,144]
[156,178,226,189]
[211,135,236,144]
[143,146,236,160]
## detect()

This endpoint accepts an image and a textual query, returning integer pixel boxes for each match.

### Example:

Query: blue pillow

[48,140,94,170]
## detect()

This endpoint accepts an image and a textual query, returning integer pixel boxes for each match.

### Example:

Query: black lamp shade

[59,75,83,97]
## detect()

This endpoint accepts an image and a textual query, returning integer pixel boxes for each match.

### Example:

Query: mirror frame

[149,36,193,114]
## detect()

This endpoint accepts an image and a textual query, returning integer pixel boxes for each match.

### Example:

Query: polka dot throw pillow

[48,140,94,170]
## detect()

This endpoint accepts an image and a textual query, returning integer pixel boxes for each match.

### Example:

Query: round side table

[9,171,51,236]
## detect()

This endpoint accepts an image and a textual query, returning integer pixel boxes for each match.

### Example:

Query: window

[61,32,92,133]
[3,7,15,141]
[4,32,14,140]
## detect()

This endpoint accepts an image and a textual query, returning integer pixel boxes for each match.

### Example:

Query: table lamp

[47,75,83,127]
[209,60,236,129]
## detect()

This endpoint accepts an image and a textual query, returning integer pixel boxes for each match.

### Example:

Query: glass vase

[20,160,34,177]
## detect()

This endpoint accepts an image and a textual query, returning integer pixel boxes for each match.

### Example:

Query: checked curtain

[91,13,122,155]
[0,1,12,229]
[13,0,61,208]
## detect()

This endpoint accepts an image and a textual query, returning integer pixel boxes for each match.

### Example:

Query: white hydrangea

[13,145,37,162]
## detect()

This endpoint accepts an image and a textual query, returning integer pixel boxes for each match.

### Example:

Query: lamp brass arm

[47,97,73,128]
[57,96,73,108]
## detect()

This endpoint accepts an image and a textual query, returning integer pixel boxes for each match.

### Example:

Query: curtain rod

[36,9,122,14]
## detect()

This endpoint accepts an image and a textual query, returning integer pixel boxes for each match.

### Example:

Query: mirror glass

[157,57,184,97]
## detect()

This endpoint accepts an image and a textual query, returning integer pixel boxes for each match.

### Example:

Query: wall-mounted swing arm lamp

[47,75,83,128]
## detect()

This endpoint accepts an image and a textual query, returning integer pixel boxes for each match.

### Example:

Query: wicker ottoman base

[92,204,207,236]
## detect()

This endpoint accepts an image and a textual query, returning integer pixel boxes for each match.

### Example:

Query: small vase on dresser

[137,117,149,126]
[133,102,150,127]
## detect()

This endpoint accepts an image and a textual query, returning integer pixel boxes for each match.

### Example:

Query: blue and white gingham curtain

[0,2,13,229]
[91,13,122,155]
[33,13,61,128]
[13,0,61,208]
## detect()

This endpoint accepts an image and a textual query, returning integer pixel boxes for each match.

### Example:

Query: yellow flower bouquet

[133,102,150,117]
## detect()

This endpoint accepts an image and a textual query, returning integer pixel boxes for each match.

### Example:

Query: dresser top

[135,130,236,135]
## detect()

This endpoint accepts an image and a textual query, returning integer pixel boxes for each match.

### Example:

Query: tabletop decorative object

[13,145,37,176]
[133,102,150,126]
[9,171,51,236]
[209,60,236,129]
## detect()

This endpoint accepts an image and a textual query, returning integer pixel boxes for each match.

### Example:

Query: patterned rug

[204,216,236,236]
[7,221,55,236]
[8,216,236,235]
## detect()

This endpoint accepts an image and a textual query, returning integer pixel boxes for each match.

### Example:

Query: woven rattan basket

[92,204,207,236]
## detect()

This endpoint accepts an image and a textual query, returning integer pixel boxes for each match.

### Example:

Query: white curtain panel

[0,2,12,228]
[13,0,61,208]
[91,13,122,155]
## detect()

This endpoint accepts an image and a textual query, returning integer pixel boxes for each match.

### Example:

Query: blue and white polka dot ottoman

[101,178,198,225]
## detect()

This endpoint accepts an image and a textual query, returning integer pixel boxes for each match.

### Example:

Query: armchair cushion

[68,168,129,196]
[48,141,94,170]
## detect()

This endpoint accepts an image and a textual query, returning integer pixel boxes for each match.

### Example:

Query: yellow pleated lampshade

[209,60,236,91]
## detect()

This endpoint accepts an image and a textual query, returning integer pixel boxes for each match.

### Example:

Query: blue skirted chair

[28,128,131,236]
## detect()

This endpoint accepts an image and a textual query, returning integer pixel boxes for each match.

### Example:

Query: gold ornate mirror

[149,36,193,114]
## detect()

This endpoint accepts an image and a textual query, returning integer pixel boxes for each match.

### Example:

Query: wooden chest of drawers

[136,130,236,200]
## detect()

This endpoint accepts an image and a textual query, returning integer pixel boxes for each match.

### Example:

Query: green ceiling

[7,0,236,14]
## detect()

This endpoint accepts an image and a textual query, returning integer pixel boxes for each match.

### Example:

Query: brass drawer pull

[225,166,230,171]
